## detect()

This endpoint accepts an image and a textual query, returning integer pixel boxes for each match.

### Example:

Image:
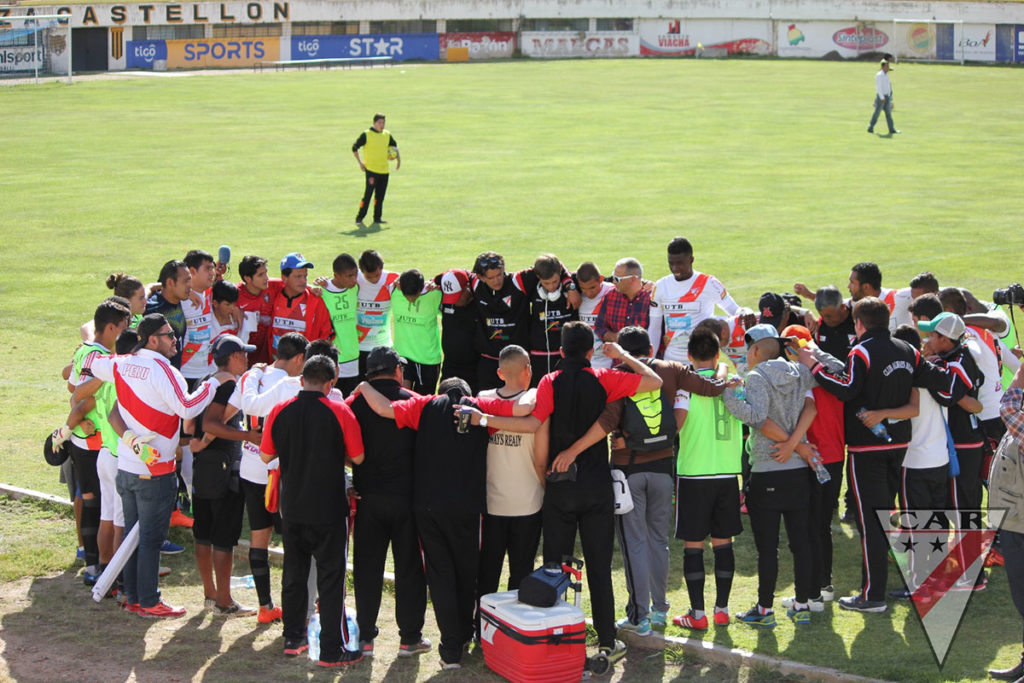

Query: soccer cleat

[672,610,708,631]
[170,509,193,528]
[615,616,652,636]
[713,610,730,626]
[397,638,431,657]
[258,605,283,624]
[867,127,874,133]
[283,639,308,657]
[83,568,101,587]
[355,221,367,229]
[160,540,185,555]
[737,605,776,628]
[781,596,824,612]
[318,650,363,667]
[138,600,186,619]
[649,609,668,627]
[985,549,1005,567]
[787,606,811,625]
[158,566,171,577]
[838,595,887,613]
[820,585,835,601]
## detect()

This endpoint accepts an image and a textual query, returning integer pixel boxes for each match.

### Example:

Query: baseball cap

[440,269,471,304]
[782,324,812,343]
[43,432,69,466]
[211,334,256,360]
[134,313,171,352]
[745,323,783,346]
[280,252,313,271]
[881,59,893,69]
[917,312,965,341]
[365,347,406,376]
[758,292,786,329]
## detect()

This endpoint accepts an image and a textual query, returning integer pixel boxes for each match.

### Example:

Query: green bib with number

[677,368,742,476]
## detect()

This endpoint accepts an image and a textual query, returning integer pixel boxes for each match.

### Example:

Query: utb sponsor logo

[832,26,888,51]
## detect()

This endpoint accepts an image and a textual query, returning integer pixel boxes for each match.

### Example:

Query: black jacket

[930,344,986,450]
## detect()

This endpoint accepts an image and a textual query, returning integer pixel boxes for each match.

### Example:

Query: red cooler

[479,590,586,683]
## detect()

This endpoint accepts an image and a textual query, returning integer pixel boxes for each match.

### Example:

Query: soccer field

[2,58,1023,681]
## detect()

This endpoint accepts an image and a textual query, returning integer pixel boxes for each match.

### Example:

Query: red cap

[782,324,812,342]
[440,269,471,304]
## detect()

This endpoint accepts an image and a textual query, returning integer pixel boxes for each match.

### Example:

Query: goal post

[0,14,72,84]
[890,19,964,65]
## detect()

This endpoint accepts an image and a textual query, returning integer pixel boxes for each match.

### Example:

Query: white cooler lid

[480,590,584,631]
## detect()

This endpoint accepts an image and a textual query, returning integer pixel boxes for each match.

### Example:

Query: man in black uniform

[345,347,430,659]
[798,297,941,613]
[434,268,480,392]
[526,254,578,384]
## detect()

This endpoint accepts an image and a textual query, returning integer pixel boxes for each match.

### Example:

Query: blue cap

[280,252,313,271]
[744,323,781,347]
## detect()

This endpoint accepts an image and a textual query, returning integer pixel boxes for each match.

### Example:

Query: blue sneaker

[83,568,101,586]
[737,605,776,628]
[76,546,85,562]
[161,540,185,555]
[787,606,811,625]
[649,610,668,627]
[615,616,652,636]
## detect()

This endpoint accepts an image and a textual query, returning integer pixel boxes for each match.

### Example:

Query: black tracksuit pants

[807,460,845,590]
[353,494,426,646]
[848,448,906,602]
[746,469,813,608]
[542,483,616,648]
[355,170,388,223]
[478,511,543,596]
[416,506,480,665]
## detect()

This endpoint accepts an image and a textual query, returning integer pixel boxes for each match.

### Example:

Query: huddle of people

[48,239,1024,672]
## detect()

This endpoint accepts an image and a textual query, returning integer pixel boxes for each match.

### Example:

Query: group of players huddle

[48,236,1023,671]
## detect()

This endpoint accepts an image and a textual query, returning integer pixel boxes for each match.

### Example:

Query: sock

[713,542,735,610]
[81,498,101,569]
[249,547,272,607]
[683,547,705,613]
[793,602,808,610]
[714,606,729,615]
[759,604,773,615]
[691,609,706,620]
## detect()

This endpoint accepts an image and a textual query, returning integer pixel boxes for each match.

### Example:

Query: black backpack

[621,366,676,452]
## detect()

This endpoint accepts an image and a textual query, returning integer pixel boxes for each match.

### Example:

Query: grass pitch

[2,58,1024,681]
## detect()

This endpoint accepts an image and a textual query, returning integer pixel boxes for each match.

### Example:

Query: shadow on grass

[341,222,388,237]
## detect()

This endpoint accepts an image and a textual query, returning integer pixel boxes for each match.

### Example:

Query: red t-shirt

[531,367,643,422]
[391,394,516,431]
[807,386,845,464]
[260,392,363,461]
[237,278,283,365]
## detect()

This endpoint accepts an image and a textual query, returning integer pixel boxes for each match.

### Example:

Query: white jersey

[889,287,914,332]
[578,281,615,369]
[649,271,738,363]
[904,389,949,470]
[357,269,400,351]
[478,388,542,517]
[87,349,219,476]
[231,365,289,485]
[964,327,1003,421]
[180,288,215,379]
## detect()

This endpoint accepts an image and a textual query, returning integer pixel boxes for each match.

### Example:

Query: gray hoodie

[722,357,816,473]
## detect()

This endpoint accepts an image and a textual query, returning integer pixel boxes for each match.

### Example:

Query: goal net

[889,19,965,64]
[0,14,72,83]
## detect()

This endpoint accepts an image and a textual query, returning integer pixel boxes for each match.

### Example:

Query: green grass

[2,58,1024,681]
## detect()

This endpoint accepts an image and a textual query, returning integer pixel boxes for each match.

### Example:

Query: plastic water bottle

[307,613,321,661]
[857,407,892,443]
[229,575,255,590]
[344,610,360,653]
[811,457,831,484]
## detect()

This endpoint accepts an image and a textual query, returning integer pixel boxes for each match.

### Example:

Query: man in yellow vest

[352,113,400,228]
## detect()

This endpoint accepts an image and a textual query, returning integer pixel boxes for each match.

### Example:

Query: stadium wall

[3,0,1024,72]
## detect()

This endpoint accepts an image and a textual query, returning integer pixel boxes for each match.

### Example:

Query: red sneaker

[138,600,186,619]
[170,509,194,528]
[985,549,1005,567]
[672,610,709,630]
[258,605,283,624]
[123,602,140,614]
[714,610,730,626]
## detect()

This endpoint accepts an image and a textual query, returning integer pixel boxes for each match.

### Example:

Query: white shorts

[97,448,124,526]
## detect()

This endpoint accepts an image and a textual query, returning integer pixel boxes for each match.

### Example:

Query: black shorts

[69,443,101,498]
[241,478,278,532]
[675,476,743,542]
[193,486,245,551]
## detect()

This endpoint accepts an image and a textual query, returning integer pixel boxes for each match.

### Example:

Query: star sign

[901,539,917,552]
[930,538,945,552]
[374,37,391,55]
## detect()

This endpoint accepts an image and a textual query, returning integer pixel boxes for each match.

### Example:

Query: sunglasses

[476,256,503,271]
[152,331,176,338]
[612,274,637,283]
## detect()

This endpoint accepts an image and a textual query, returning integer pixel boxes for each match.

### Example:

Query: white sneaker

[780,596,825,612]
[820,585,835,601]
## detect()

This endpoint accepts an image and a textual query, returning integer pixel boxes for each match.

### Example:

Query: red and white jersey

[357,270,400,351]
[236,279,283,365]
[230,365,289,485]
[889,287,914,332]
[180,289,215,379]
[965,325,1003,420]
[578,281,615,369]
[650,271,738,363]
[269,288,333,356]
[87,349,220,476]
[718,315,749,374]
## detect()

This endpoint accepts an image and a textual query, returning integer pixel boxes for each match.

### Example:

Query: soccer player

[180,249,220,387]
[392,269,443,394]
[355,250,400,377]
[649,237,739,363]
[236,255,282,366]
[353,113,399,228]
[268,252,333,357]
[575,262,615,369]
[435,268,480,391]
[321,253,361,396]
[260,355,365,666]
[145,260,191,368]
[525,254,579,382]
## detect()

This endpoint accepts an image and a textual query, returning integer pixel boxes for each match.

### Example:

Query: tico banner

[290,34,439,61]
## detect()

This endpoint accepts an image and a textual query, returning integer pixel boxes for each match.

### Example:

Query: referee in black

[345,348,429,658]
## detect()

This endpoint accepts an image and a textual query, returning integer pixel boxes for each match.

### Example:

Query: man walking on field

[353,113,400,228]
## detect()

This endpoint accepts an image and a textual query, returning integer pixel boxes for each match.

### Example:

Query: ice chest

[479,590,586,683]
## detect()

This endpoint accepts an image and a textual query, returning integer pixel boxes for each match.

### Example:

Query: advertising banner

[0,44,45,72]
[290,34,439,61]
[440,32,516,59]
[889,22,937,60]
[125,39,167,68]
[777,21,889,59]
[953,23,996,61]
[520,31,638,58]
[165,37,279,68]
[1017,25,1024,63]
[638,19,771,57]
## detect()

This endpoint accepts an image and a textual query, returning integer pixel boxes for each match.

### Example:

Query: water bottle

[857,407,892,443]
[229,575,255,590]
[345,609,360,653]
[811,457,831,484]
[307,613,321,661]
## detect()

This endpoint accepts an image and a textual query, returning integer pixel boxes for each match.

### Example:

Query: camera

[993,284,1024,306]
